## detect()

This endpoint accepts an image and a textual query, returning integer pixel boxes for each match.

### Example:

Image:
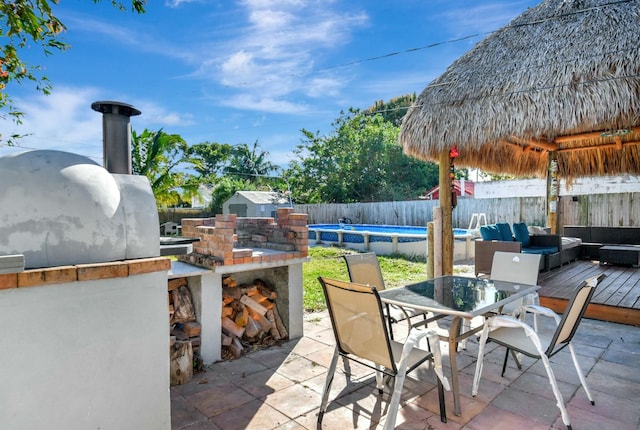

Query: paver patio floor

[171,310,640,430]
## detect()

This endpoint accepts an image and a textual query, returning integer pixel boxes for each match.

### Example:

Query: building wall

[474,175,640,198]
[0,264,171,430]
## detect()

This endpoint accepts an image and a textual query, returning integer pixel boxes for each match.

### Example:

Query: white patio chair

[472,273,604,430]
[490,251,542,328]
[318,276,450,429]
[460,251,542,350]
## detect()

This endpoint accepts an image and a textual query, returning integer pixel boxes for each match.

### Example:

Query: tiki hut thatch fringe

[399,0,640,273]
[399,0,640,180]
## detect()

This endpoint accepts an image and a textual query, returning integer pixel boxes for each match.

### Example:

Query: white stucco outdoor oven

[0,101,173,429]
[169,210,310,365]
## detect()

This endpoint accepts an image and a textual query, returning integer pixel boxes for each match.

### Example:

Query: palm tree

[224,140,278,184]
[131,128,199,207]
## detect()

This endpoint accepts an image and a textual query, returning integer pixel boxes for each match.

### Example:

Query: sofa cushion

[480,225,502,241]
[513,222,531,247]
[522,246,559,255]
[496,222,514,241]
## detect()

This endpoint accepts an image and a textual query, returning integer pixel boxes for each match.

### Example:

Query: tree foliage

[0,0,145,145]
[224,140,279,186]
[206,176,258,214]
[131,128,197,208]
[188,141,233,178]
[286,107,439,204]
[364,93,416,126]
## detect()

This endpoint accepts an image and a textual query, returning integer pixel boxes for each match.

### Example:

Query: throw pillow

[528,225,548,235]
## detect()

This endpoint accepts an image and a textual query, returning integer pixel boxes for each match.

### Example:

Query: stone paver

[171,311,640,430]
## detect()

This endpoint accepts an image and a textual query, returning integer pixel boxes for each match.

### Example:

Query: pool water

[308,224,471,243]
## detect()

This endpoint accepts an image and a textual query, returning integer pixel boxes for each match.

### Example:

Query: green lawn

[172,244,468,312]
[302,246,473,312]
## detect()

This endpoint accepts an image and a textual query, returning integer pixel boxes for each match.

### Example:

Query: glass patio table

[378,275,539,416]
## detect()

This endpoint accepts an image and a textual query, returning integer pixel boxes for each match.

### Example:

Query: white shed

[223,191,291,217]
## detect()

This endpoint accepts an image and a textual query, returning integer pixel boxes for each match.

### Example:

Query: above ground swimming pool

[308,224,475,260]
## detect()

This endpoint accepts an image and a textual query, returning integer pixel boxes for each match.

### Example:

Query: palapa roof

[399,0,640,180]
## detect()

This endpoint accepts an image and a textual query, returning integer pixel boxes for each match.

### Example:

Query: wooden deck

[538,259,640,326]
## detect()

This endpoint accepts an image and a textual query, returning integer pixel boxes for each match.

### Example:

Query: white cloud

[206,1,368,112]
[439,1,531,35]
[221,94,307,114]
[306,76,344,98]
[165,0,202,8]
[0,87,104,160]
[0,87,197,161]
[134,101,196,127]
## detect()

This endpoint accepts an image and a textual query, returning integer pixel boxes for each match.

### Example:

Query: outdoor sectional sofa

[475,222,563,275]
[563,226,640,261]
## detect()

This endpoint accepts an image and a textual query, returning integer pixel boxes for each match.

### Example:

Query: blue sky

[0,0,538,166]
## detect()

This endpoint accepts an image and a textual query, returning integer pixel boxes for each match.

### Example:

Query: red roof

[420,180,474,200]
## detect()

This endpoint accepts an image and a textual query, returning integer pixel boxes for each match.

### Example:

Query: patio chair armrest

[513,304,561,325]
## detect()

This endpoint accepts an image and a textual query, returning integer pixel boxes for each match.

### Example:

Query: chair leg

[510,349,522,370]
[568,343,595,405]
[501,348,510,377]
[540,354,572,429]
[437,378,447,423]
[374,364,385,394]
[318,347,340,424]
[383,366,408,430]
[472,322,491,397]
[501,347,523,377]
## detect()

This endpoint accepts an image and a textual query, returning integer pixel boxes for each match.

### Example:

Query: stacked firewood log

[168,277,200,385]
[221,276,288,361]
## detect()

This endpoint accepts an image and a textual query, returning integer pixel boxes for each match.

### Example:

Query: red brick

[288,225,308,232]
[277,208,294,216]
[17,270,46,288]
[0,273,18,290]
[77,262,129,281]
[196,226,216,234]
[43,266,78,284]
[214,220,235,229]
[288,213,308,221]
[128,257,171,275]
[232,248,252,258]
[216,214,237,223]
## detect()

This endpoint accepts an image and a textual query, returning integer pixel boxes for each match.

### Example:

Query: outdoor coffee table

[599,245,640,267]
[378,275,539,417]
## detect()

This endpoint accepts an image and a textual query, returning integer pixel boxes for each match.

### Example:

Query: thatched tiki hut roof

[399,0,640,180]
[399,0,639,276]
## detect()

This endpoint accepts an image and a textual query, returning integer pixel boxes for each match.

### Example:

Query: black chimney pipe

[91,101,141,174]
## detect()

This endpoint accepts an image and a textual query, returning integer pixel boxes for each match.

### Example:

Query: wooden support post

[433,208,442,277]
[439,149,454,275]
[547,152,559,234]
[427,221,434,279]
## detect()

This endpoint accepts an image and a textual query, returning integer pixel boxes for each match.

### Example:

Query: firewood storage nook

[167,208,309,380]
